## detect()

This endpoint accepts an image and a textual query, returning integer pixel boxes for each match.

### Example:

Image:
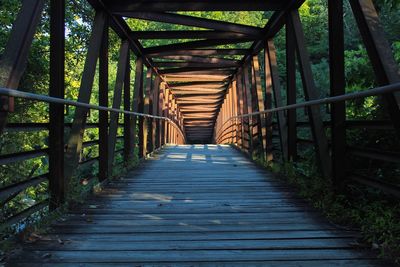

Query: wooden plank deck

[7,145,388,266]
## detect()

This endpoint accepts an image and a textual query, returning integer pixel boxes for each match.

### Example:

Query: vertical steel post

[329,0,346,186]
[49,0,65,209]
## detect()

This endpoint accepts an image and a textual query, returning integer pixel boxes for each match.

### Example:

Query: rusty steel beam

[87,0,164,79]
[329,0,346,187]
[49,0,65,209]
[143,69,153,155]
[155,55,239,65]
[147,49,250,57]
[154,62,240,68]
[349,0,400,137]
[131,57,144,158]
[108,41,129,172]
[123,50,133,163]
[289,10,332,179]
[164,76,230,82]
[64,11,107,184]
[168,81,227,87]
[0,0,45,133]
[98,16,109,181]
[266,40,288,161]
[132,30,253,40]
[161,68,232,76]
[105,0,286,12]
[163,70,234,77]
[252,55,267,159]
[151,76,161,150]
[242,66,253,155]
[144,39,252,55]
[115,12,262,36]
[286,12,297,161]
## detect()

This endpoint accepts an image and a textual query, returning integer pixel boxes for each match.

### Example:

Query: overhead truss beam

[105,0,287,12]
[113,12,262,36]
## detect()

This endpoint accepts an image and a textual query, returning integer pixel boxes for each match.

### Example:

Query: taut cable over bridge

[0,0,399,265]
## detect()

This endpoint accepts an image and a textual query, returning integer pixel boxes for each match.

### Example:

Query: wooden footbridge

[1,0,400,266]
[3,145,390,266]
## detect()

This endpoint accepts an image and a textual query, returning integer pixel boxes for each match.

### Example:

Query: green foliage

[268,160,400,264]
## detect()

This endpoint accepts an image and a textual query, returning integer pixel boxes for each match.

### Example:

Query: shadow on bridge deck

[6,145,387,266]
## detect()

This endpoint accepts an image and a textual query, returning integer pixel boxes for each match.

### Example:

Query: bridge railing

[0,87,185,231]
[214,82,400,198]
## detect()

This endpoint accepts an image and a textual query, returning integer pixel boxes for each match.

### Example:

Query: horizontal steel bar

[106,0,285,12]
[0,174,47,203]
[349,174,400,199]
[1,200,48,228]
[82,140,99,148]
[348,146,400,163]
[3,122,128,132]
[79,156,99,165]
[0,148,48,165]
[296,120,394,129]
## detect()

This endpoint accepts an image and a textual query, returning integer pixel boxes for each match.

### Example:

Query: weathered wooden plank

[39,229,358,242]
[8,260,386,267]
[55,211,325,222]
[27,238,356,251]
[9,249,377,263]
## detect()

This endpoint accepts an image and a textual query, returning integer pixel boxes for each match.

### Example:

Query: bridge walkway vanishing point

[6,145,388,266]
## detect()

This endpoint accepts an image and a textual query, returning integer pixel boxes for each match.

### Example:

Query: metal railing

[0,86,187,229]
[216,82,400,140]
[214,82,400,198]
[0,87,186,141]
